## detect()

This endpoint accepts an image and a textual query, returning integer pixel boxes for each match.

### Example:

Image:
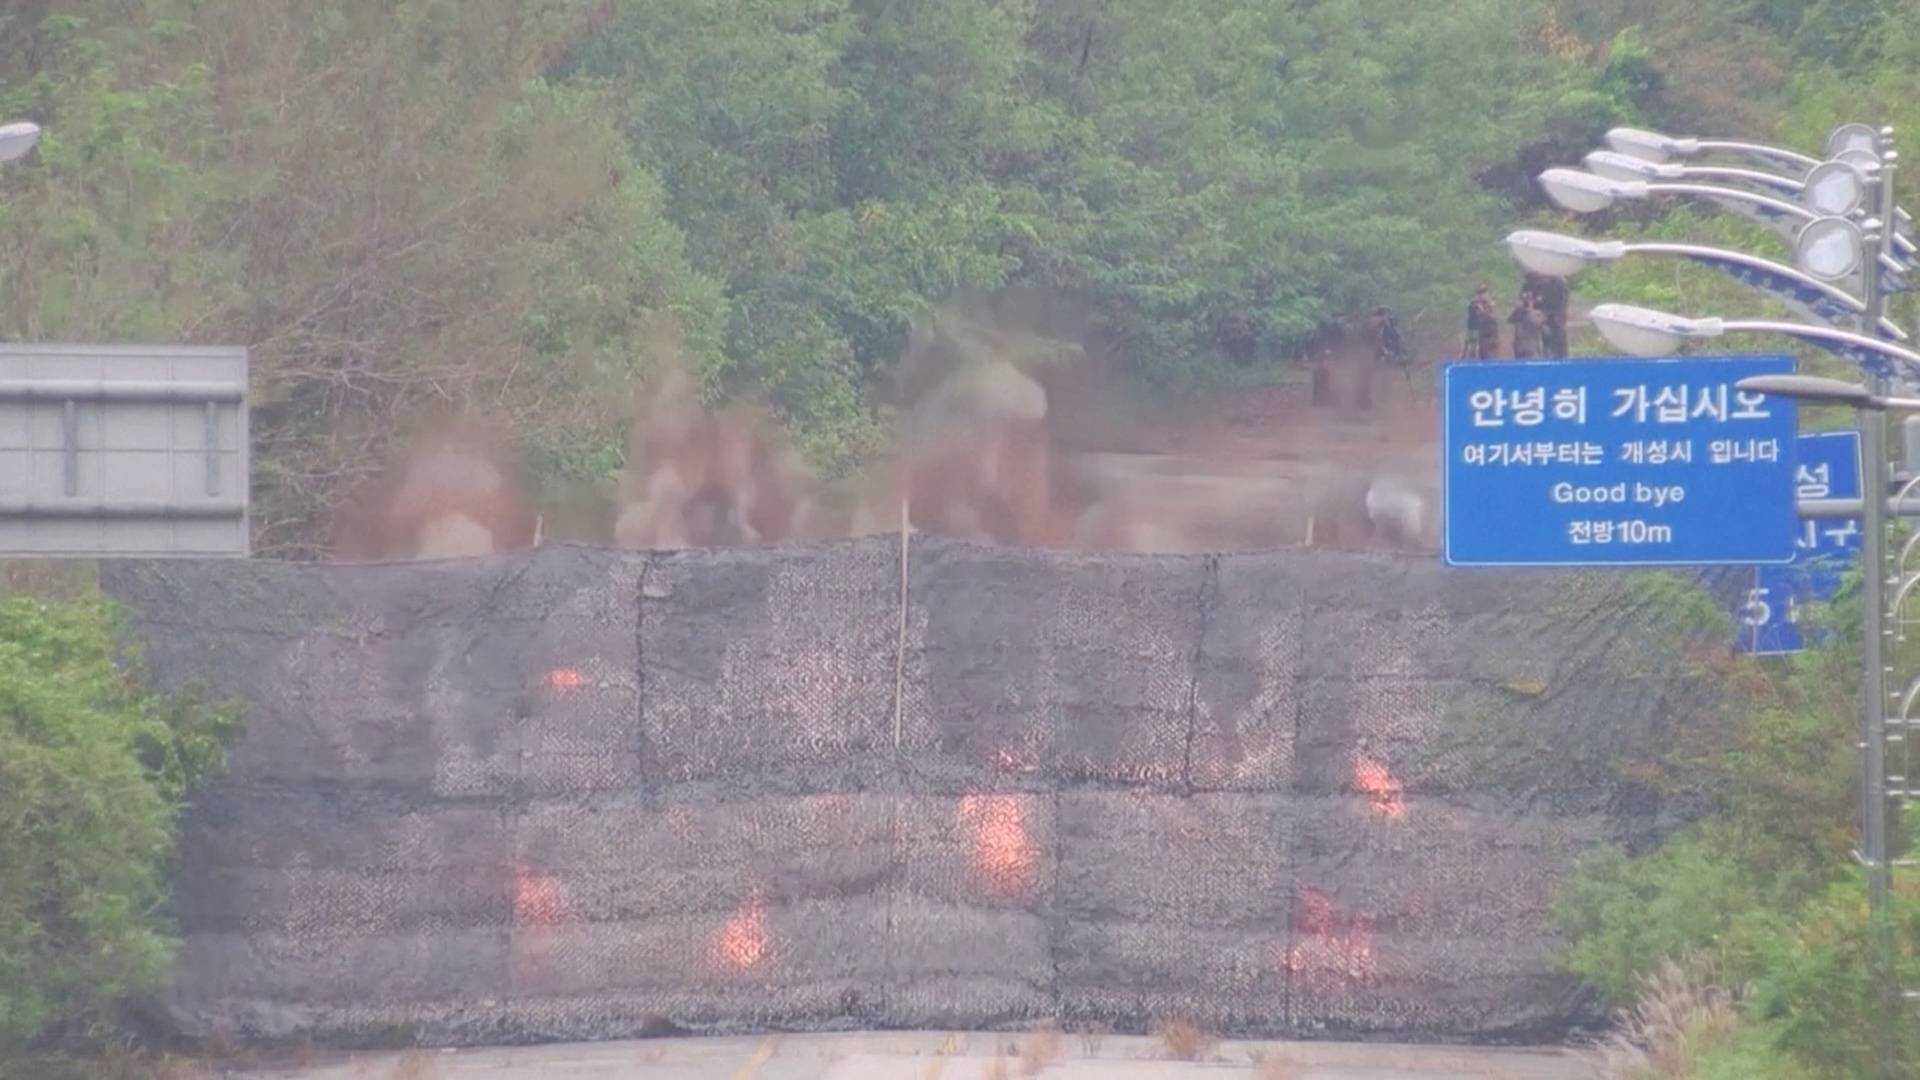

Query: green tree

[0,594,237,1060]
[0,0,1735,547]
[1,0,726,556]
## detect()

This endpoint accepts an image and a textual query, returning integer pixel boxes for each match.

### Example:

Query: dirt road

[243,1031,1591,1080]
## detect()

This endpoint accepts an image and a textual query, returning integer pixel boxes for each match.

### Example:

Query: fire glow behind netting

[101,539,1716,1045]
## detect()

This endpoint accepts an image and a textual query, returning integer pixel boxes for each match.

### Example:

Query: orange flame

[512,862,567,926]
[544,667,584,693]
[714,894,768,971]
[1351,755,1406,819]
[959,794,1037,896]
[1283,886,1379,987]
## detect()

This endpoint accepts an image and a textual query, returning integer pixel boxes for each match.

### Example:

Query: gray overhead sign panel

[0,344,249,558]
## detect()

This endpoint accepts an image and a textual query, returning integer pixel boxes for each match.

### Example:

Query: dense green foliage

[1,0,1649,554]
[1556,578,1920,1077]
[1,1,728,555]
[0,594,236,1067]
[5,3,1916,556]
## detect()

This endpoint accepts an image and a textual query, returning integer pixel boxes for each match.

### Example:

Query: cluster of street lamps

[1512,122,1918,1035]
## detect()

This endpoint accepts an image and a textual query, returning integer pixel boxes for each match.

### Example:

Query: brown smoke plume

[331,417,537,561]
[335,303,1439,559]
[856,354,1068,546]
[611,365,823,550]
[847,305,1204,551]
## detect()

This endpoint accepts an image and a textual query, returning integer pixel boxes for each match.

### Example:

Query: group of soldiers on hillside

[1310,271,1570,411]
[1312,304,1409,409]
[1464,272,1568,360]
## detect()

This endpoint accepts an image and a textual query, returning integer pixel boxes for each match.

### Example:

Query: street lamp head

[1583,149,1678,183]
[1827,123,1883,160]
[1794,215,1867,281]
[1503,230,1626,277]
[1589,310,1920,382]
[1802,160,1869,216]
[0,120,40,163]
[1588,303,1725,357]
[1836,147,1883,174]
[1605,127,1692,163]
[1538,168,1644,213]
[1735,373,1876,409]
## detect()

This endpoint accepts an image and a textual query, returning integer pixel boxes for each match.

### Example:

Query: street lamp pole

[1861,142,1905,1004]
[1859,145,1894,929]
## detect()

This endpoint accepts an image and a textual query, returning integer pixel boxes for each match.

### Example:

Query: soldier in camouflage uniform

[1525,272,1570,357]
[1368,305,1410,396]
[1508,291,1545,359]
[1464,285,1500,359]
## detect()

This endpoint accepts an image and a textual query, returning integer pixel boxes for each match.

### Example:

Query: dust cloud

[330,417,538,561]
[329,305,1439,561]
[610,365,824,549]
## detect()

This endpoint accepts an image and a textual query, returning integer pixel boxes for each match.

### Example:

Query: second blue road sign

[1443,356,1799,567]
[1738,430,1863,655]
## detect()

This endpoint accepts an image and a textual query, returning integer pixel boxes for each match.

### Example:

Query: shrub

[1586,955,1740,1079]
[0,594,238,1060]
[1154,1016,1216,1061]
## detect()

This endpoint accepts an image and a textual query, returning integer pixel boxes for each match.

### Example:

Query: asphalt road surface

[243,1031,1591,1079]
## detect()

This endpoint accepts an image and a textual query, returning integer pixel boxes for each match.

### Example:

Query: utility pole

[1861,142,1893,931]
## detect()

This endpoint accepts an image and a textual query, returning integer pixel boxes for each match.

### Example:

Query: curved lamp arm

[1662,181,1916,273]
[1720,319,1920,381]
[1509,230,1908,341]
[1900,672,1920,723]
[1609,128,1823,175]
[1897,529,1920,576]
[1632,242,1908,341]
[1678,165,1806,196]
[1644,181,1814,230]
[1605,126,1915,256]
[1696,139,1824,175]
[1586,150,1807,198]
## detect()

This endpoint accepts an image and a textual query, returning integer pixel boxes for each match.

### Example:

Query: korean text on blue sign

[1443,356,1799,567]
[1739,430,1862,655]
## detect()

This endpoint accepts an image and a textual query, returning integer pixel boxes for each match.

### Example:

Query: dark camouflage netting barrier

[99,539,1720,1046]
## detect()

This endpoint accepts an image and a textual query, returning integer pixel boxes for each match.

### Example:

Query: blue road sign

[1443,356,1799,567]
[1738,430,1863,655]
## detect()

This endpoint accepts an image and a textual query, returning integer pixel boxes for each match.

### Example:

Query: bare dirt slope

[1056,331,1444,553]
